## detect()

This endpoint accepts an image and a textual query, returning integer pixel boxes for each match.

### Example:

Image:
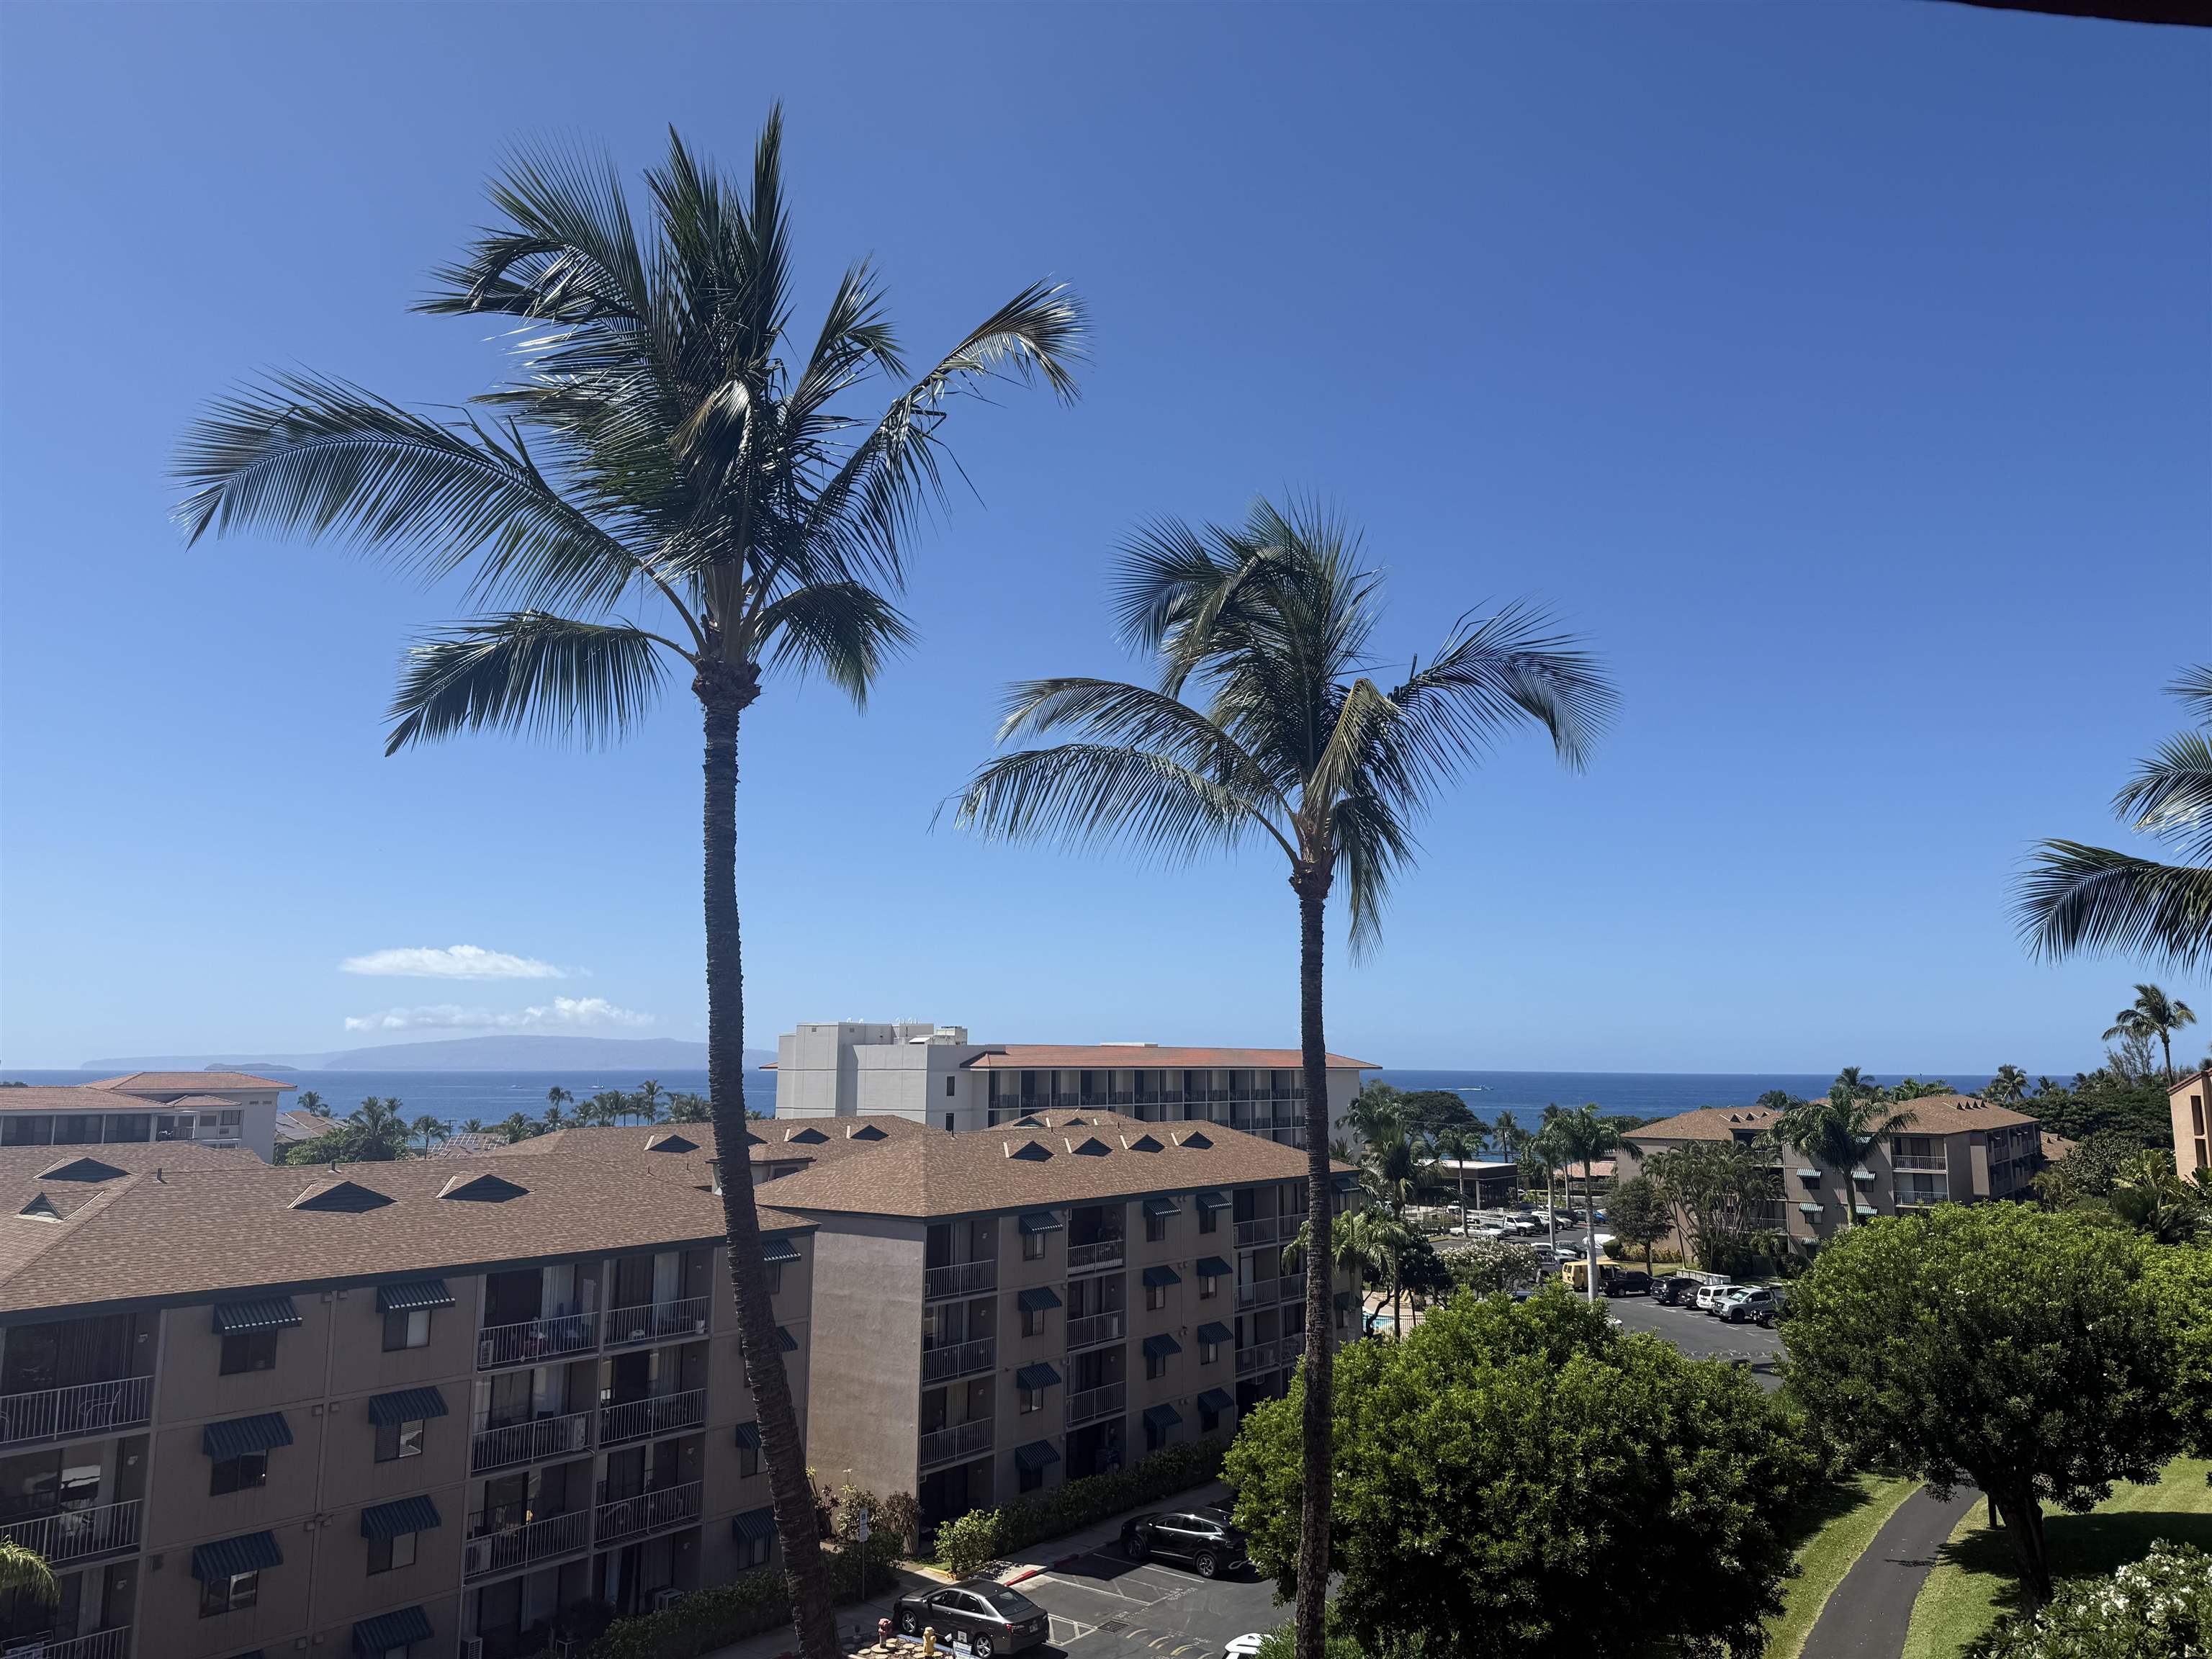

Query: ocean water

[3,1065,1998,1134]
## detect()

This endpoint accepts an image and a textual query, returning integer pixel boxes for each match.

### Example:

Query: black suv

[892,1580,1050,1657]
[1653,1275,1703,1307]
[1120,1507,1250,1578]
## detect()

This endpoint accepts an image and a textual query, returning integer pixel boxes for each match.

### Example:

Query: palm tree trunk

[701,686,837,1659]
[2162,1030,2175,1084]
[1292,877,1334,1659]
[1582,1159,1597,1301]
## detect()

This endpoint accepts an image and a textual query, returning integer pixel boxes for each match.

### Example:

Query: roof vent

[289,1179,394,1213]
[1123,1134,1164,1154]
[1069,1137,1112,1157]
[1177,1130,1214,1150]
[438,1172,528,1203]
[848,1124,887,1141]
[16,1194,62,1223]
[645,1133,698,1154]
[35,1156,127,1184]
[1006,1141,1053,1162]
[786,1127,830,1144]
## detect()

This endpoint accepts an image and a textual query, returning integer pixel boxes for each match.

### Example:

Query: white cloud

[343,997,654,1033]
[340,945,567,981]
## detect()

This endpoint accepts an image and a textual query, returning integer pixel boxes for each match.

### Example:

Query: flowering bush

[1969,1541,2212,1659]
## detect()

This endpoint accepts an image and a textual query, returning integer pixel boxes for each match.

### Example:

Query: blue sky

[2,3,2206,1073]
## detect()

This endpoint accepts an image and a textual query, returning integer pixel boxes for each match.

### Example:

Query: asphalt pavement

[1015,1536,1285,1659]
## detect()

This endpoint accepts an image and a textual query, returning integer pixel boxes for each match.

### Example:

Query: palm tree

[176,114,1081,1659]
[1767,1082,1909,1231]
[1433,1124,1480,1230]
[2103,984,2198,1084]
[459,1118,487,1136]
[409,1115,449,1156]
[948,499,1610,1659]
[497,1112,534,1145]
[546,1085,574,1118]
[1532,1105,1568,1253]
[1550,1104,1622,1300]
[540,1104,570,1133]
[0,1539,55,1607]
[1984,1064,2030,1105]
[2018,665,2212,972]
[297,1089,331,1118]
[346,1097,410,1161]
[1282,1208,1392,1334]
[634,1079,667,1121]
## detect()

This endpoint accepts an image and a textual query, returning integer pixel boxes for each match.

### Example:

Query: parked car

[894,1581,1051,1656]
[1120,1508,1250,1578]
[1755,1288,1791,1328]
[1226,1637,1266,1659]
[1653,1274,1703,1306]
[1722,1286,1778,1324]
[1693,1280,1738,1314]
[1602,1269,1652,1298]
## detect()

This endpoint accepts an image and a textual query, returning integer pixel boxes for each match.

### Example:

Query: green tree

[2103,983,2199,1084]
[1343,1080,1410,1146]
[1753,1089,1800,1112]
[2105,1148,2202,1243]
[297,1089,331,1118]
[1968,1541,2212,1659]
[546,1084,573,1117]
[458,1118,486,1136]
[667,1092,712,1124]
[1766,1081,1910,1232]
[1431,1124,1482,1228]
[1606,1174,1673,1273]
[350,1097,410,1160]
[177,115,1081,1659]
[948,498,1611,1659]
[1550,1104,1621,1300]
[634,1079,666,1123]
[0,1539,56,1608]
[1641,1141,1780,1274]
[498,1112,535,1145]
[408,1115,449,1156]
[1985,1064,2030,1105]
[1226,1289,1816,1659]
[1396,1089,1478,1141]
[2018,665,2212,973]
[1442,1235,1540,1295]
[1781,1205,2194,1605]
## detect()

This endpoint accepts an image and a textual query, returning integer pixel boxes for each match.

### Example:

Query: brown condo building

[2172,1068,2212,1180]
[0,1133,809,1659]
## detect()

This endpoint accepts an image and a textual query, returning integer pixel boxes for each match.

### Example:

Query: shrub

[1967,1540,2212,1659]
[936,1509,1002,1578]
[932,1438,1228,1569]
[584,1532,902,1659]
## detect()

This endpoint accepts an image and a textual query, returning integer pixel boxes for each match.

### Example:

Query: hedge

[933,1437,1228,1568]
[585,1531,902,1659]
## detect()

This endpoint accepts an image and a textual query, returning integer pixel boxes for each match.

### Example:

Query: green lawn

[1901,1457,2212,1659]
[1764,1473,1920,1659]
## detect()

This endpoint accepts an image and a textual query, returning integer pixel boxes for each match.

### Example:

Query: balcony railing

[0,1377,151,1449]
[595,1480,703,1548]
[0,1500,140,1566]
[1237,1276,1295,1308]
[917,1419,994,1469]
[1065,1381,1125,1427]
[920,1338,996,1385]
[477,1313,598,1371]
[472,1410,593,1475]
[1065,1310,1124,1352]
[1236,1341,1282,1377]
[1233,1217,1282,1249]
[601,1298,709,1350]
[2,1626,131,1659]
[599,1388,706,1448]
[1067,1238,1125,1272]
[464,1508,592,1581]
[922,1261,997,1302]
[1892,1156,1948,1174]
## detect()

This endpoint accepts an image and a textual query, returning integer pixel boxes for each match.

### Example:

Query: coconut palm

[459,1118,487,1136]
[948,499,1610,1659]
[1984,1064,2030,1105]
[409,1115,449,1156]
[1432,1123,1481,1230]
[176,114,1080,1659]
[2103,984,2198,1084]
[0,1539,55,1607]
[2019,665,2212,972]
[297,1089,331,1118]
[540,1104,570,1133]
[1549,1104,1621,1300]
[498,1112,535,1145]
[546,1085,573,1117]
[346,1097,410,1161]
[1532,1105,1568,1252]
[634,1079,666,1122]
[1767,1085,1910,1231]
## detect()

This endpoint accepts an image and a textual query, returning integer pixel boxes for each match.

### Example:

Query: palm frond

[2170,663,2212,724]
[912,281,1087,408]
[994,678,1293,820]
[0,1539,55,1606]
[753,582,914,707]
[384,612,675,755]
[1331,779,1417,955]
[944,743,1273,865]
[1381,601,1617,784]
[2017,840,2212,971]
[2114,730,2212,865]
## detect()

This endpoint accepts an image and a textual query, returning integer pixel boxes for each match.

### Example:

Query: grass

[1901,1457,2212,1659]
[1763,1472,1920,1659]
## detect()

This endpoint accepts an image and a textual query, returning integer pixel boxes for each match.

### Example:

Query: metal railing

[2,1626,131,1659]
[472,1410,593,1475]
[1892,1156,1948,1174]
[599,1388,706,1448]
[1233,1217,1282,1249]
[0,1377,151,1449]
[0,1500,140,1565]
[595,1480,702,1548]
[1065,1382,1125,1427]
[477,1313,598,1371]
[1065,1310,1124,1351]
[601,1297,709,1349]
[1236,1341,1282,1377]
[922,1261,997,1302]
[464,1507,592,1581]
[920,1338,995,1385]
[917,1419,994,1469]
[1067,1238,1125,1272]
[1237,1276,1295,1308]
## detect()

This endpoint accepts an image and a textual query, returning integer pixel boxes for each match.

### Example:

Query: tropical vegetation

[2103,982,2198,1083]
[1966,1540,2212,1659]
[1640,1138,1781,1276]
[1764,1077,1910,1233]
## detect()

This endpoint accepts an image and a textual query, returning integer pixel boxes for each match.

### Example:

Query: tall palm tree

[1433,1123,1480,1230]
[2019,665,2212,972]
[297,1089,331,1118]
[948,499,1610,1659]
[1548,1105,1620,1300]
[1984,1064,2030,1105]
[546,1085,574,1118]
[346,1097,410,1161]
[541,1103,570,1133]
[1767,1084,1909,1231]
[2103,984,2198,1084]
[176,116,1079,1659]
[1532,1105,1568,1253]
[409,1115,449,1156]
[0,1539,55,1607]
[498,1112,535,1144]
[635,1079,666,1120]
[1283,1206,1393,1334]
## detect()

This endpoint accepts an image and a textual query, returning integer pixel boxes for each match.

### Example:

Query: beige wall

[140,1527,315,1659]
[156,1298,336,1423]
[2174,1074,2210,1180]
[801,1215,925,1498]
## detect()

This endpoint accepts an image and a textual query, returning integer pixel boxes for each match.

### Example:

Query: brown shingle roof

[964,1046,1376,1071]
[1626,1095,2039,1146]
[1623,1107,1782,1143]
[81,1071,295,1093]
[0,1087,175,1113]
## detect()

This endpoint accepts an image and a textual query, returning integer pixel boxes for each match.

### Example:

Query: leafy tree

[2104,983,2198,1083]
[1753,1089,1801,1112]
[948,498,1611,1659]
[1766,1084,1909,1231]
[1967,1540,2212,1659]
[1641,1141,1779,1274]
[1396,1089,1478,1140]
[1606,1174,1673,1272]
[177,113,1081,1659]
[2018,664,2212,972]
[1781,1205,2195,1605]
[1984,1064,2030,1105]
[1394,1231,1454,1305]
[409,1115,449,1155]
[498,1112,536,1145]
[2105,1149,2203,1242]
[2021,1066,2174,1145]
[1226,1289,1817,1659]
[1442,1236,1540,1295]
[2033,1127,2163,1208]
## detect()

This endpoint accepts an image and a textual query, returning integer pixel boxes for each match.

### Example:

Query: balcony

[599,1388,706,1449]
[1236,1341,1283,1377]
[472,1411,594,1475]
[917,1419,994,1470]
[4,1628,131,1659]
[1237,1277,1295,1309]
[0,1377,151,1449]
[0,1500,140,1565]
[920,1338,996,1385]
[1065,1310,1124,1352]
[464,1509,591,1581]
[601,1297,709,1350]
[477,1313,598,1371]
[1067,1238,1124,1273]
[1233,1217,1283,1250]
[1065,1382,1125,1427]
[1892,1156,1948,1174]
[595,1480,703,1549]
[923,1261,997,1303]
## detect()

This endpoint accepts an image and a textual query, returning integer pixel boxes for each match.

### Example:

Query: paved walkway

[1799,1485,1977,1659]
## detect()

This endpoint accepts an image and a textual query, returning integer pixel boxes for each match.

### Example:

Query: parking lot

[1601,1282,1784,1385]
[1012,1525,1285,1659]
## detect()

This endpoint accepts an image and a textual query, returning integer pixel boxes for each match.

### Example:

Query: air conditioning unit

[459,1641,484,1659]
[652,1587,684,1611]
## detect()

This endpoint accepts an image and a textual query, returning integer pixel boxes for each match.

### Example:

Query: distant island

[81,1034,766,1071]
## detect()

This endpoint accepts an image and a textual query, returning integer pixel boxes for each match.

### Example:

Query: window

[763,1264,783,1297]
[2194,1097,2206,1138]
[382,1309,430,1352]
[1197,1207,1217,1236]
[200,1570,258,1617]
[945,1077,957,1099]
[1020,1307,1045,1339]
[1199,1338,1220,1366]
[1018,1459,1045,1494]
[1144,1213,1168,1244]
[944,1114,955,1132]
[1144,1282,1166,1313]
[1022,1231,1046,1262]
[1198,1274,1218,1301]
[367,1531,418,1574]
[1019,1386,1044,1416]
[209,1452,267,1496]
[2196,1138,2208,1175]
[220,1330,277,1376]
[374,1419,426,1463]
[1199,1401,1222,1434]
[742,1532,773,1568]
[738,1443,760,1479]
[1146,1349,1167,1381]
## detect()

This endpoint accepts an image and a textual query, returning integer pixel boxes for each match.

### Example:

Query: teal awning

[775,1326,797,1352]
[732,1506,777,1542]
[732,1421,761,1449]
[376,1279,454,1313]
[1014,1440,1060,1472]
[360,1495,441,1539]
[1017,1210,1064,1235]
[1195,1256,1231,1279]
[212,1298,300,1335]
[192,1530,282,1581]
[352,1606,433,1654]
[1197,1388,1234,1414]
[1017,1286,1061,1312]
[1141,1265,1182,1288]
[760,1234,801,1265]
[366,1386,449,1426]
[1142,1333,1182,1358]
[1194,1190,1232,1213]
[202,1413,292,1460]
[1143,1403,1182,1431]
[1015,1362,1061,1390]
[1143,1196,1182,1218]
[1195,1322,1233,1346]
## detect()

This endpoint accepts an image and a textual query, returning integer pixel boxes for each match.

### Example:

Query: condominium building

[1618,1094,2045,1251]
[2172,1068,2212,1180]
[772,1022,1376,1151]
[0,1074,296,1163]
[0,1133,809,1659]
[751,1110,1359,1529]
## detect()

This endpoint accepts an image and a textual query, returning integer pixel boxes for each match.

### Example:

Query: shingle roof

[1627,1095,2040,1145]
[82,1072,295,1093]
[0,1087,178,1114]
[1622,1107,1782,1143]
[964,1046,1377,1071]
